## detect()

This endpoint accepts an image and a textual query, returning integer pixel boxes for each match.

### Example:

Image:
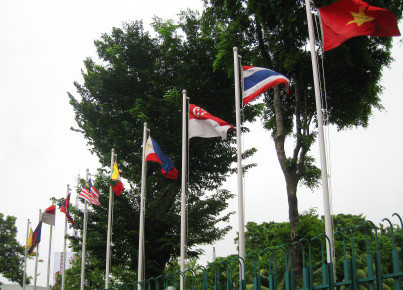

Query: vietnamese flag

[319,0,400,51]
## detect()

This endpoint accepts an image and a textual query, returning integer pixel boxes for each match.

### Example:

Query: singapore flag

[188,104,235,140]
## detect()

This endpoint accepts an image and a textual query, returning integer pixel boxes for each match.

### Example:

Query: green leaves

[68,13,250,281]
[0,213,28,286]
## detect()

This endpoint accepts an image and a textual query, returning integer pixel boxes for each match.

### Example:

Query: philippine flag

[145,137,178,179]
[188,104,235,140]
[242,66,290,105]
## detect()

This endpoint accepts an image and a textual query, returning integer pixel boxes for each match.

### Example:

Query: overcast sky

[0,0,402,287]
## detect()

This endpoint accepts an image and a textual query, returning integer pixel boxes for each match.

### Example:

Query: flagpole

[75,174,80,239]
[180,90,188,290]
[62,185,69,290]
[138,123,148,289]
[80,169,89,290]
[105,149,115,289]
[46,198,55,290]
[304,0,334,262]
[233,47,246,285]
[23,218,30,290]
[34,209,41,290]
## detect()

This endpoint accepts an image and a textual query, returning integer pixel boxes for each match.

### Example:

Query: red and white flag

[42,205,56,226]
[188,104,235,140]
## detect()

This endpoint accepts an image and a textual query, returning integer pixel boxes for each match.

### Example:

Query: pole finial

[233,47,238,52]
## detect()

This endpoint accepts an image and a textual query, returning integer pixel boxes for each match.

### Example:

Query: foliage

[240,210,401,286]
[67,13,254,279]
[0,213,30,286]
[53,254,105,289]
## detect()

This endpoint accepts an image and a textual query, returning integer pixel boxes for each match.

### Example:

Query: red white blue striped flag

[242,66,289,105]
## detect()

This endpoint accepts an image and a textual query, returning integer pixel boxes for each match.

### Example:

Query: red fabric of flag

[60,193,75,224]
[42,205,56,226]
[318,0,400,51]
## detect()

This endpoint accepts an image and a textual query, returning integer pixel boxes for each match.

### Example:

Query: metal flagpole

[34,209,41,290]
[304,0,334,262]
[233,47,246,287]
[180,90,188,290]
[23,218,30,290]
[61,185,70,290]
[138,122,149,289]
[80,169,89,290]
[46,198,55,290]
[105,149,115,289]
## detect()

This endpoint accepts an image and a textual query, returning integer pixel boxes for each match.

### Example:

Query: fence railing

[106,213,403,290]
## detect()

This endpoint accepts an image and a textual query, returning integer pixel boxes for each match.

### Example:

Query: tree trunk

[272,86,302,288]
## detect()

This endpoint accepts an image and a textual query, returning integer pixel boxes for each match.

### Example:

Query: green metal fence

[106,213,403,290]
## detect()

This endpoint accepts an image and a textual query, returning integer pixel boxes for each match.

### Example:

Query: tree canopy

[68,12,257,282]
[0,213,29,286]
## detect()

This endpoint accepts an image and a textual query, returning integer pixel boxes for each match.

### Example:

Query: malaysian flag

[79,179,101,205]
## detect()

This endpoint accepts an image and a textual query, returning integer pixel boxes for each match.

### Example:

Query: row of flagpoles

[23,185,75,290]
[22,0,400,288]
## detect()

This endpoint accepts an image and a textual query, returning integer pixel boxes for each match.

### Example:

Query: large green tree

[201,0,402,282]
[68,13,256,282]
[0,213,29,286]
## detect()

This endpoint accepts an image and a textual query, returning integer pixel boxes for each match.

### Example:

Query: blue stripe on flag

[244,69,283,91]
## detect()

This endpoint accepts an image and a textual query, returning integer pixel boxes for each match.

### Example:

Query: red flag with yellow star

[318,0,400,51]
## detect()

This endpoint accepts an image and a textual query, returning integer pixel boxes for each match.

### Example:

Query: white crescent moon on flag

[193,106,206,119]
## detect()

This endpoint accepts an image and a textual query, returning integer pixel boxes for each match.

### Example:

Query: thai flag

[145,137,178,179]
[242,66,290,105]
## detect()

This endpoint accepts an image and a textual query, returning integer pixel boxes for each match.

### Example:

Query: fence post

[207,262,220,290]
[342,228,358,290]
[319,234,335,290]
[383,218,402,290]
[260,248,277,290]
[392,213,403,268]
[246,252,261,290]
[292,241,308,290]
[300,238,314,289]
[195,266,208,290]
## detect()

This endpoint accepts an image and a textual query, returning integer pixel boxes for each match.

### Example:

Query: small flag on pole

[319,0,401,51]
[110,162,124,196]
[145,137,178,179]
[60,194,75,224]
[28,222,42,255]
[242,66,290,105]
[188,104,235,140]
[26,227,33,255]
[79,179,101,205]
[41,205,56,226]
